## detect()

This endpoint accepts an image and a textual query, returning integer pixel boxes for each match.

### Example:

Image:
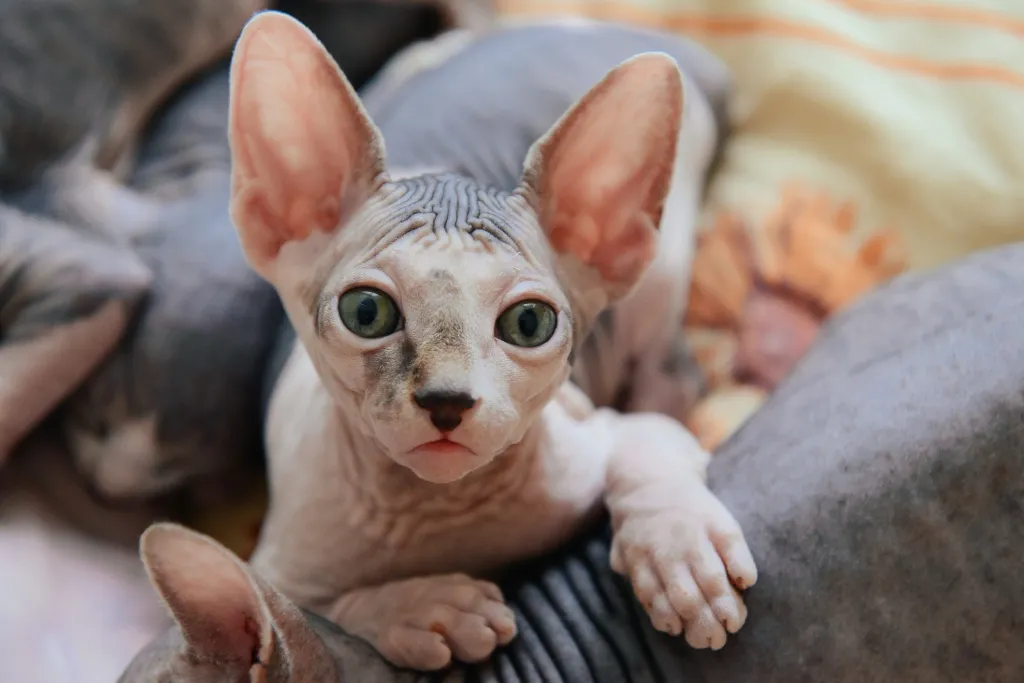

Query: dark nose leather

[413,389,478,432]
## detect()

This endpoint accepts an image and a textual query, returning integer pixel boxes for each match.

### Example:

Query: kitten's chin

[395,441,493,484]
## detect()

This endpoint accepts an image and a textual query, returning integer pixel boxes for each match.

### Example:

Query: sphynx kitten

[355,19,727,419]
[230,11,755,671]
[122,243,1024,683]
[0,0,269,467]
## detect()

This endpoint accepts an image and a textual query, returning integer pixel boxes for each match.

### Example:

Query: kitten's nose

[413,389,478,432]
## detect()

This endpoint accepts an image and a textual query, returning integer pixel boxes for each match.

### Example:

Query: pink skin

[225,12,756,671]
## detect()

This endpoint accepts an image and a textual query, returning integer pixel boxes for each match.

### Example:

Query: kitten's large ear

[521,53,684,306]
[228,11,387,279]
[140,523,274,671]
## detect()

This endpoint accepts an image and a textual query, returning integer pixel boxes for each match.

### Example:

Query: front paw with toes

[338,573,517,671]
[610,487,758,650]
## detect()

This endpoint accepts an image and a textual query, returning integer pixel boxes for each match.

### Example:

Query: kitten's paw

[610,483,757,650]
[344,573,517,670]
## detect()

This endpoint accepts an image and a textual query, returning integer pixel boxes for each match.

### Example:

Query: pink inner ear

[143,526,271,666]
[545,164,664,287]
[532,55,683,291]
[229,13,381,265]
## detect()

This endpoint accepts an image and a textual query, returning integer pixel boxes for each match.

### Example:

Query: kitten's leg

[0,303,128,465]
[0,204,151,464]
[596,409,758,649]
[328,573,517,670]
[35,165,162,244]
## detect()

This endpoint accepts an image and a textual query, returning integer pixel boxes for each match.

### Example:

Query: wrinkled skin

[111,244,1024,681]
[226,12,755,670]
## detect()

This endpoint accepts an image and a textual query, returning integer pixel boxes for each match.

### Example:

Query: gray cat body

[61,64,286,501]
[0,0,269,469]
[360,21,731,192]
[0,0,266,191]
[121,241,1024,683]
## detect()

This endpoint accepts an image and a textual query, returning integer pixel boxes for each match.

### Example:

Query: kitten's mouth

[411,438,473,457]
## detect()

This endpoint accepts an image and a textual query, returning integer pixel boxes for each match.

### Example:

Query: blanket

[489,0,1024,447]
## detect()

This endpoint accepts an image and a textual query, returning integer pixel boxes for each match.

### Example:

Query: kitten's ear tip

[139,522,190,557]
[238,9,310,40]
[139,522,223,571]
[615,51,685,107]
[232,9,321,68]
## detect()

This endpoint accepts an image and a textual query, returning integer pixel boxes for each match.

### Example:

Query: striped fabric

[494,0,1024,271]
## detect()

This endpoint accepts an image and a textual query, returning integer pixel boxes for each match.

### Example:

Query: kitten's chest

[332,430,608,591]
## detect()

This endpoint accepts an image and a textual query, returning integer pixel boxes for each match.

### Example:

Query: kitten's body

[236,14,754,670]
[121,236,1024,683]
[257,20,728,602]
[262,348,609,606]
[0,0,268,467]
[60,64,286,502]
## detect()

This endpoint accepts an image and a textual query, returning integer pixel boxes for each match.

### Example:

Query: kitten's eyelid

[498,293,561,316]
[499,280,565,315]
[328,272,404,317]
[331,269,402,303]
[494,300,565,355]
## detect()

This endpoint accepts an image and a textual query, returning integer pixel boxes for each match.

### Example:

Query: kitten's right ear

[140,523,275,672]
[228,11,387,280]
[520,53,683,318]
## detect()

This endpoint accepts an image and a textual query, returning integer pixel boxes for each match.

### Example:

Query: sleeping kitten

[0,0,269,467]
[59,64,285,502]
[229,12,756,671]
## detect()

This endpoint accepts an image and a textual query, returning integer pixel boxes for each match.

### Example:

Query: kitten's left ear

[228,10,387,280]
[140,523,275,671]
[520,52,684,307]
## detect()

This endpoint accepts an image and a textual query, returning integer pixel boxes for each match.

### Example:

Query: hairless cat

[121,242,1024,681]
[228,11,756,671]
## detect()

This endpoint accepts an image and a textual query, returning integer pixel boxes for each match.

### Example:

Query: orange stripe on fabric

[494,1,1024,89]
[815,0,1024,38]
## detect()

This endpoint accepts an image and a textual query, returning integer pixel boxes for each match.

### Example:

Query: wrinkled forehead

[302,173,559,312]
[378,173,531,250]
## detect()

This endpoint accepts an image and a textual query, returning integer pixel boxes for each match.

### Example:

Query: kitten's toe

[418,607,498,663]
[381,624,452,670]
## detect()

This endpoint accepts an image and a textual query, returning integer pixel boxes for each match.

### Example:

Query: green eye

[496,300,558,348]
[338,288,402,339]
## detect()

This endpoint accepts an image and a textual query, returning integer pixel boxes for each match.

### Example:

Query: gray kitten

[57,2,453,502]
[0,0,268,468]
[60,64,285,502]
